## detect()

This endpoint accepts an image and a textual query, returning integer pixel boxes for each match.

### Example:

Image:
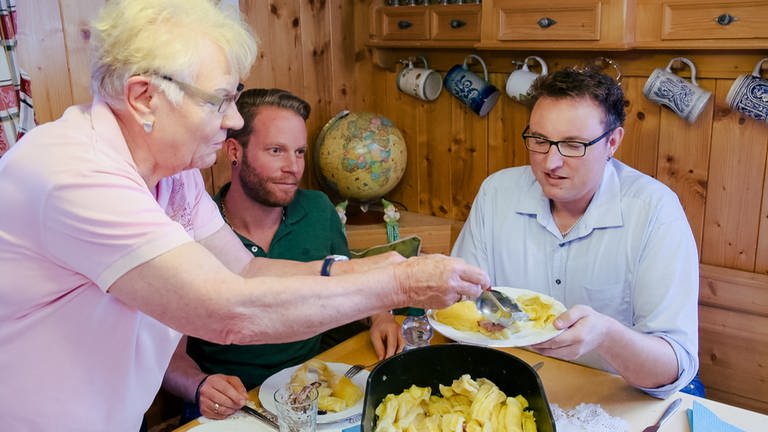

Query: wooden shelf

[345,211,453,255]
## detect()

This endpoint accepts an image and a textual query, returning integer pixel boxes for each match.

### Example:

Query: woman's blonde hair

[90,0,258,106]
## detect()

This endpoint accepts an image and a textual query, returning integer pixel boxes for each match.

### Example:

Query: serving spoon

[475,289,529,326]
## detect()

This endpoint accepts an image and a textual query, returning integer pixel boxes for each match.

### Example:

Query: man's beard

[238,155,297,208]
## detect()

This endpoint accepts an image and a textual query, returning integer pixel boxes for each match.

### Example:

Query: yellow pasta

[434,293,559,336]
[373,374,536,432]
[433,301,512,339]
[516,296,557,329]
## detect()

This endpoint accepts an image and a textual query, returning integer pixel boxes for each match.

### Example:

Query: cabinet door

[376,7,430,41]
[495,0,602,41]
[431,5,481,41]
[635,0,768,48]
[663,1,768,41]
[479,0,633,49]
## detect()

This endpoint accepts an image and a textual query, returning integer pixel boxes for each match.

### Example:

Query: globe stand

[345,202,385,225]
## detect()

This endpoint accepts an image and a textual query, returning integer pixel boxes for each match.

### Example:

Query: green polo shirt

[186,183,349,390]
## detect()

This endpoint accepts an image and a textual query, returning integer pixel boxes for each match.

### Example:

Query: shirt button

[251,246,259,253]
[555,279,561,285]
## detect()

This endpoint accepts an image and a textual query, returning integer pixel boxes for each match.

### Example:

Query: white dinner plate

[427,286,567,348]
[189,416,274,432]
[258,362,368,424]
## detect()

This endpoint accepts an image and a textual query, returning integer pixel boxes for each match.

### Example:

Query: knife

[642,398,682,432]
[241,405,279,430]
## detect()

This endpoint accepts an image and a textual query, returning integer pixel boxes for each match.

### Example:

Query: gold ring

[214,402,220,414]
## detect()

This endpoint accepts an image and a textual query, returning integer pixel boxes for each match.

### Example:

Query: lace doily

[550,403,628,432]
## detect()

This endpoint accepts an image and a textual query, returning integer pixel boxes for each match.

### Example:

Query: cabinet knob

[537,17,557,29]
[397,20,413,30]
[450,19,466,29]
[715,13,738,26]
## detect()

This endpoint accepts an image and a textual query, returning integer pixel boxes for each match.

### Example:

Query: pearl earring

[143,120,154,133]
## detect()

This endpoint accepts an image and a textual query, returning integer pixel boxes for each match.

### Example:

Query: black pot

[361,344,556,431]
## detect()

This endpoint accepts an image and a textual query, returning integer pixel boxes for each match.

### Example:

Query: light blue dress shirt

[452,159,699,398]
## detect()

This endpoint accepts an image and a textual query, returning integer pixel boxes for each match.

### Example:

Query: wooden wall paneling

[421,87,454,217]
[299,0,332,190]
[753,127,768,274]
[351,1,378,113]
[706,389,768,419]
[449,84,488,221]
[616,76,660,178]
[702,81,767,271]
[655,79,714,255]
[16,0,74,125]
[699,304,768,414]
[59,0,104,105]
[383,77,421,213]
[268,0,304,91]
[700,263,768,318]
[242,1,277,87]
[486,72,530,175]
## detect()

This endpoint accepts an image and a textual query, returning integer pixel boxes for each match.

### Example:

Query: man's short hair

[528,66,626,128]
[227,88,311,148]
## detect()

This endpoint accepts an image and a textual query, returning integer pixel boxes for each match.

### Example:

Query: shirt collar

[515,161,624,236]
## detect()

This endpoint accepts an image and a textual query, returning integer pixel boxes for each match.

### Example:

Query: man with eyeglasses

[452,66,700,399]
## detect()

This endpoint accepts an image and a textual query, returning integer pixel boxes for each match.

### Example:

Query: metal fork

[344,361,378,379]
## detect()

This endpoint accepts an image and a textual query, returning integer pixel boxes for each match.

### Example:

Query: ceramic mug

[726,57,768,122]
[443,54,500,117]
[397,56,442,102]
[643,57,712,123]
[505,56,548,102]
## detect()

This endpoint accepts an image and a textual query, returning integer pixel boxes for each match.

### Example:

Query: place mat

[195,411,361,432]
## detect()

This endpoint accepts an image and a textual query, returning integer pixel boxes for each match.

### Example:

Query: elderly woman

[0,0,488,430]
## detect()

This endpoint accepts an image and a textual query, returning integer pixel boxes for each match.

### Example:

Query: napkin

[688,400,744,432]
[550,403,628,432]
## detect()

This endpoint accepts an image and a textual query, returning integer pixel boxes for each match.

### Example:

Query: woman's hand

[198,374,250,419]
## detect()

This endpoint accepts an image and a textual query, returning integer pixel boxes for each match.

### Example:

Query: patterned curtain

[0,0,34,157]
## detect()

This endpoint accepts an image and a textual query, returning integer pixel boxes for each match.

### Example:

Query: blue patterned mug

[643,57,712,123]
[726,58,768,122]
[444,54,500,117]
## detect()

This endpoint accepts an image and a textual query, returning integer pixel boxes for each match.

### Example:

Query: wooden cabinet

[370,4,481,48]
[479,0,635,50]
[635,0,768,49]
[369,0,768,52]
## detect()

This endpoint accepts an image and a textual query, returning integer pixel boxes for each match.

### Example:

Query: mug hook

[666,57,698,86]
[595,57,622,84]
[464,54,489,81]
[752,57,768,77]
[524,56,549,75]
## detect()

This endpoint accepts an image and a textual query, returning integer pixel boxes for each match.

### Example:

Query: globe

[314,111,407,203]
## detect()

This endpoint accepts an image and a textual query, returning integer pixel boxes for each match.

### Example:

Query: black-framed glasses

[158,75,244,113]
[522,125,616,158]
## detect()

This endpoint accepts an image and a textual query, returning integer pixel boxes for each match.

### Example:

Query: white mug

[505,56,548,103]
[396,56,442,102]
[726,57,768,122]
[643,57,712,123]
